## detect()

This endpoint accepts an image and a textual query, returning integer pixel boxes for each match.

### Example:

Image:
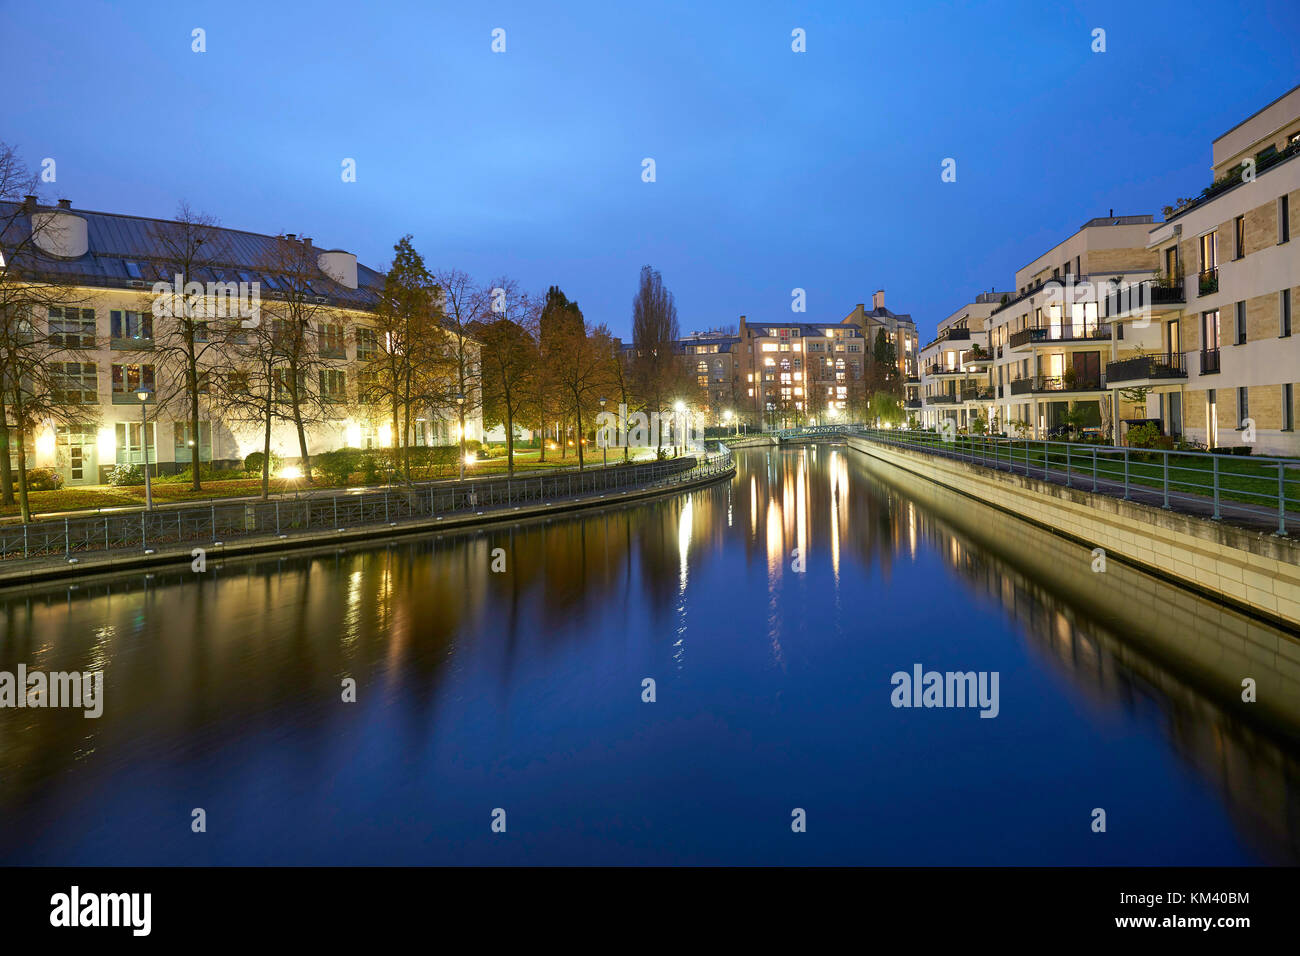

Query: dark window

[1235,301,1246,344]
[1280,195,1291,243]
[1283,289,1293,337]
[1234,215,1245,258]
[1238,387,1249,428]
[1285,383,1295,431]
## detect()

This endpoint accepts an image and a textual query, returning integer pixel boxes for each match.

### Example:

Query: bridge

[773,424,869,441]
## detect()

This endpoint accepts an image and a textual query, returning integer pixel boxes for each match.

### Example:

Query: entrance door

[57,427,97,485]
[1073,352,1101,388]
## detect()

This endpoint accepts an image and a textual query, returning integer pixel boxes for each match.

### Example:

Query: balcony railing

[940,327,971,341]
[904,399,922,410]
[1102,281,1186,318]
[924,394,957,405]
[1200,348,1221,374]
[1105,352,1187,384]
[1009,375,1103,395]
[1008,325,1112,349]
[1198,268,1219,296]
[961,386,995,402]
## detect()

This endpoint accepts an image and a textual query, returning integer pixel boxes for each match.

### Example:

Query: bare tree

[146,203,237,491]
[0,145,97,519]
[630,265,681,454]
[474,292,539,477]
[432,268,486,473]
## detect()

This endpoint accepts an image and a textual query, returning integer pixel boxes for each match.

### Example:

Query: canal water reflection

[1,445,1297,864]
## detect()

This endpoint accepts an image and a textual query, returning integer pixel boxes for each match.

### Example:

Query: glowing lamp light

[463,452,477,466]
[280,465,303,481]
[35,428,56,460]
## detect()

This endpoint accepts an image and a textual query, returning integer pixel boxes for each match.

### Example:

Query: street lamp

[599,396,608,468]
[723,408,734,437]
[135,386,153,510]
[455,392,466,481]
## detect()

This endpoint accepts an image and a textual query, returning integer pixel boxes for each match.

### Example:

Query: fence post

[384,489,389,523]
[1064,445,1071,487]
[141,512,147,550]
[275,501,281,535]
[1091,447,1098,492]
[211,502,216,540]
[333,495,339,528]
[1123,448,1130,500]
[1278,463,1287,536]
[64,517,70,558]
[1162,453,1171,509]
[23,523,28,559]
[1211,455,1221,520]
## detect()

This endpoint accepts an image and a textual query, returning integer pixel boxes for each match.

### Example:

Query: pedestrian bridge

[773,424,868,441]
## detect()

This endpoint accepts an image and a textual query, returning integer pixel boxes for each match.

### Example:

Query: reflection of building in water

[860,452,1300,864]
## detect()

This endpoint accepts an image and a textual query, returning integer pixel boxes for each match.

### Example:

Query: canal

[1,444,1297,865]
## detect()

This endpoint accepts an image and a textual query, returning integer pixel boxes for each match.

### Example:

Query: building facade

[1,199,482,486]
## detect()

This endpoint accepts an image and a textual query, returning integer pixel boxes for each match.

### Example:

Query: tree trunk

[15,421,30,523]
[261,389,273,499]
[0,417,14,506]
[293,397,311,483]
[575,403,584,470]
[458,407,466,479]
[505,405,515,478]
[190,358,202,491]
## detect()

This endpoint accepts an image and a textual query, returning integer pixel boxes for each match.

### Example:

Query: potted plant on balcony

[1063,366,1078,390]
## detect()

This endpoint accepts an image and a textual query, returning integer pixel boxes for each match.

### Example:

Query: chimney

[21,195,37,212]
[57,198,71,209]
[872,289,885,311]
[302,237,312,248]
[285,233,297,241]
[1109,208,1113,217]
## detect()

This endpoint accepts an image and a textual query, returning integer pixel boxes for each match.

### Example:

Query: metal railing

[851,428,1299,535]
[0,446,735,565]
[1105,352,1187,383]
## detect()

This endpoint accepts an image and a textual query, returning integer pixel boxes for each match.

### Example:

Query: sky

[2,0,1298,342]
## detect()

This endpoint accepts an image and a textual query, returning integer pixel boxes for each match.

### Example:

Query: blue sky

[2,0,1297,341]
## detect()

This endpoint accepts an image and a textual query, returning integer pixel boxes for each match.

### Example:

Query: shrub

[24,467,63,491]
[315,448,363,485]
[244,451,280,475]
[1126,422,1161,449]
[107,464,143,486]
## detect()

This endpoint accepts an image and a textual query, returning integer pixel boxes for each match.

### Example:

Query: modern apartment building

[917,292,1009,431]
[1128,84,1300,456]
[0,198,481,486]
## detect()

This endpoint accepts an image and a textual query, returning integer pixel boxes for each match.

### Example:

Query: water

[1,444,1297,865]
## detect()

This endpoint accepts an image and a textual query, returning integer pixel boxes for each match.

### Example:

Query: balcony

[1105,352,1187,385]
[925,363,977,377]
[924,394,957,405]
[904,398,922,410]
[1200,348,1221,374]
[964,348,994,367]
[961,386,995,403]
[1007,325,1114,352]
[1009,375,1103,396]
[1198,268,1219,297]
[940,327,971,341]
[1102,281,1186,321]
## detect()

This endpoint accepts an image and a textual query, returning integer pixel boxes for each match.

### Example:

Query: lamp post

[456,392,466,481]
[723,408,735,437]
[135,386,153,510]
[599,396,608,468]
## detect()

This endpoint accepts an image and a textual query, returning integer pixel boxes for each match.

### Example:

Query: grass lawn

[932,437,1300,512]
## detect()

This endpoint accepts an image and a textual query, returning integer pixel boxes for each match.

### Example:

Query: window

[1234,215,1245,259]
[1235,301,1246,344]
[110,363,155,402]
[124,261,144,280]
[318,322,346,358]
[173,422,212,461]
[114,422,156,464]
[50,362,97,404]
[1285,383,1295,431]
[48,306,96,347]
[109,309,153,344]
[1280,195,1291,244]
[1238,387,1249,428]
[1199,231,1218,272]
[274,368,306,401]
[1282,289,1293,337]
[319,369,346,403]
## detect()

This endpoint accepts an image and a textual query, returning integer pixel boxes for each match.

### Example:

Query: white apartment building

[1,199,482,486]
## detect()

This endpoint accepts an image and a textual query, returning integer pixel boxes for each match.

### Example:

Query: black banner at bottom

[0,866,1293,941]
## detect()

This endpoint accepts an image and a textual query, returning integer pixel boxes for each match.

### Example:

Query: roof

[0,200,386,310]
